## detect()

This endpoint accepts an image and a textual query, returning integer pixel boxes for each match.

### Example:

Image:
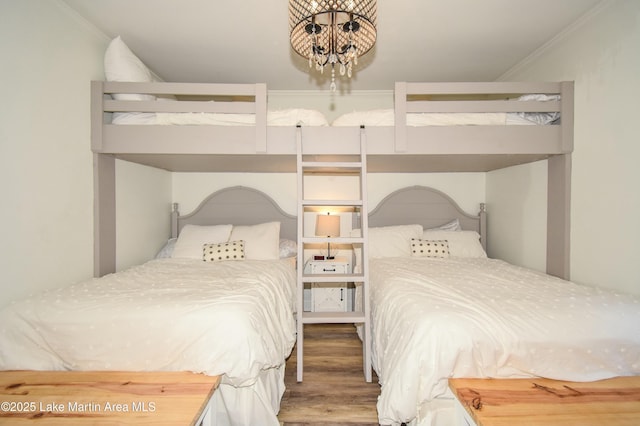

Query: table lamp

[315,213,340,259]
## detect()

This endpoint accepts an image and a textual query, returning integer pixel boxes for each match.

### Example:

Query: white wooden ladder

[295,125,372,383]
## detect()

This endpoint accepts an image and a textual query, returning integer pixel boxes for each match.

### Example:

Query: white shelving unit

[295,126,372,383]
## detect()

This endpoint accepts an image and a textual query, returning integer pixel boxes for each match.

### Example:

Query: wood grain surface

[279,324,380,425]
[449,376,640,426]
[0,370,220,425]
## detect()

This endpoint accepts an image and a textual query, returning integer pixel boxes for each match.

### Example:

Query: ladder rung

[301,311,366,324]
[302,273,365,283]
[296,127,370,382]
[301,236,363,244]
[302,161,363,169]
[301,199,363,206]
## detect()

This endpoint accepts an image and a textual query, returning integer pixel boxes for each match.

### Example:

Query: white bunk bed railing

[91,81,268,153]
[393,81,573,155]
[90,80,573,173]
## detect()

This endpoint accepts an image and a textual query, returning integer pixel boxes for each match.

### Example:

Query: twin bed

[0,187,298,425]
[4,37,638,426]
[364,186,640,425]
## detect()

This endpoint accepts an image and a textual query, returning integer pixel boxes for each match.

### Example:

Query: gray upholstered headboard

[170,186,297,241]
[368,186,487,251]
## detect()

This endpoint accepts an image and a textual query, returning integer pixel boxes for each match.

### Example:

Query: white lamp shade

[315,214,340,237]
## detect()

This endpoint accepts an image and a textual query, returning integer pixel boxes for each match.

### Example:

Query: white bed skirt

[212,365,286,426]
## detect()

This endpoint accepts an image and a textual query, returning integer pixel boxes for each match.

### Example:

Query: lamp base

[326,242,335,260]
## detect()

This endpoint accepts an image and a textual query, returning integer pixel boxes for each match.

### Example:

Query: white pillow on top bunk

[104,36,155,101]
[267,109,329,126]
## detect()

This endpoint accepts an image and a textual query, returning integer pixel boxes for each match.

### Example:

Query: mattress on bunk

[112,108,330,126]
[332,94,560,127]
[370,256,640,425]
[0,257,296,388]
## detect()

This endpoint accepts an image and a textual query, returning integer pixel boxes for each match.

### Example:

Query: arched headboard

[171,186,297,241]
[368,186,487,250]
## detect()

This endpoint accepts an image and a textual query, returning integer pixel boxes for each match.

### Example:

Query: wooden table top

[449,376,640,426]
[0,370,221,425]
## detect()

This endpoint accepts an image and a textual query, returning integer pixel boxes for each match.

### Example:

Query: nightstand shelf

[303,273,364,282]
[301,311,367,324]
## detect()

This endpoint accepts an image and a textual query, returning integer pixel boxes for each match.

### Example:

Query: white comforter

[112,108,330,126]
[370,257,640,425]
[0,258,296,388]
[331,110,539,126]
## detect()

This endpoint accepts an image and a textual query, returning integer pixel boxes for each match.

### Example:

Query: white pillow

[279,239,298,258]
[420,230,486,258]
[267,109,330,126]
[104,36,155,101]
[425,218,461,232]
[332,109,394,126]
[229,222,280,260]
[172,224,233,259]
[352,224,423,259]
[155,238,177,259]
[370,224,423,258]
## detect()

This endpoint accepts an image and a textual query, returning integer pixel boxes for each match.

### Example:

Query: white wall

[490,0,640,295]
[0,1,101,307]
[0,1,171,307]
[486,160,547,271]
[115,160,172,271]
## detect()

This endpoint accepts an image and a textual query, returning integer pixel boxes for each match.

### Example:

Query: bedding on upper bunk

[369,252,640,425]
[112,107,330,126]
[105,36,329,127]
[332,94,560,127]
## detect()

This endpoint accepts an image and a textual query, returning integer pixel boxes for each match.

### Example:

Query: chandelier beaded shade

[289,0,377,91]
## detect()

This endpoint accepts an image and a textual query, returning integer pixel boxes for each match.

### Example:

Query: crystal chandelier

[289,0,377,91]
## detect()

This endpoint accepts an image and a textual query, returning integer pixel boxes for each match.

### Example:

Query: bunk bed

[364,186,640,426]
[93,78,573,280]
[92,80,572,173]
[88,36,577,426]
[0,186,298,426]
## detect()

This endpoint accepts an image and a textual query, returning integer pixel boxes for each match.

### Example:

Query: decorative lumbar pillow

[203,240,245,262]
[420,230,487,258]
[410,238,450,258]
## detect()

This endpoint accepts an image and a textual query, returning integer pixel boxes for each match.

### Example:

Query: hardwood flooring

[278,324,381,425]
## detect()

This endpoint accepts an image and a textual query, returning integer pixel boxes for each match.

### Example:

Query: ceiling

[62,0,601,92]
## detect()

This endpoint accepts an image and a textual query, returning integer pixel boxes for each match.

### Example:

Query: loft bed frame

[91,81,573,172]
[92,80,573,280]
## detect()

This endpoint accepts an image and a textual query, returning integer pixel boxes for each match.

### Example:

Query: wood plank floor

[278,324,381,426]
